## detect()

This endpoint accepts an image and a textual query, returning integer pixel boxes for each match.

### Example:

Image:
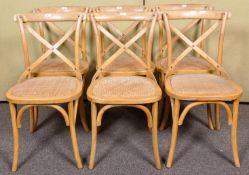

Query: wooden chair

[6,12,86,171]
[162,10,242,168]
[155,4,217,130]
[28,6,90,132]
[92,5,155,75]
[87,12,161,169]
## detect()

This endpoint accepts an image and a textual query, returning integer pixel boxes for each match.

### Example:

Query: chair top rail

[162,10,231,20]
[34,6,88,13]
[93,5,149,12]
[14,12,86,22]
[158,4,214,10]
[92,12,156,22]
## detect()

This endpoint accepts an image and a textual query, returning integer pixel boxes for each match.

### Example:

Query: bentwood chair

[29,6,90,132]
[92,5,155,75]
[162,10,242,168]
[156,4,218,131]
[87,12,161,169]
[6,12,85,171]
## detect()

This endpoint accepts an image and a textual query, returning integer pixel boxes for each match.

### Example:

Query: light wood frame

[7,12,86,171]
[155,4,218,131]
[87,11,162,170]
[26,6,90,132]
[162,10,242,168]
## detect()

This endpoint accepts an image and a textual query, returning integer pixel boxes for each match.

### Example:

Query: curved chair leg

[68,101,83,169]
[9,103,19,172]
[207,104,214,130]
[231,99,240,167]
[166,99,180,168]
[159,95,171,131]
[152,102,161,169]
[89,102,97,170]
[79,96,90,132]
[215,104,221,130]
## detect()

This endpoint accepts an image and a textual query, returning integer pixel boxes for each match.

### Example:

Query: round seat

[6,76,83,104]
[87,76,162,104]
[165,74,242,101]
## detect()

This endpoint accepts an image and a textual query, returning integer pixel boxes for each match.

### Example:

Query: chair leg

[79,96,90,132]
[215,104,221,130]
[29,108,35,133]
[89,102,97,170]
[29,106,38,133]
[33,106,38,130]
[152,102,161,169]
[68,101,83,169]
[9,103,19,172]
[159,95,171,131]
[158,72,165,121]
[166,99,180,168]
[231,99,240,167]
[207,104,214,130]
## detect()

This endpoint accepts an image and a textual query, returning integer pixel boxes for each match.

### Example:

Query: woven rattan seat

[166,74,242,100]
[32,57,89,76]
[6,76,83,104]
[87,76,161,104]
[156,56,212,73]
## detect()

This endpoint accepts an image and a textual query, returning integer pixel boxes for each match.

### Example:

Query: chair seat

[6,76,83,104]
[165,74,242,101]
[32,57,89,76]
[102,56,155,75]
[156,56,212,73]
[87,76,162,104]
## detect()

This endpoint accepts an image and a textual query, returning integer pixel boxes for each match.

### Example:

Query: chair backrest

[91,12,157,79]
[161,10,230,77]
[14,11,88,81]
[32,6,89,62]
[92,6,153,64]
[157,4,214,60]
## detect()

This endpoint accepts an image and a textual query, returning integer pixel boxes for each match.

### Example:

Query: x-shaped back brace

[96,22,149,70]
[157,18,201,60]
[103,21,145,56]
[163,14,229,78]
[18,15,86,81]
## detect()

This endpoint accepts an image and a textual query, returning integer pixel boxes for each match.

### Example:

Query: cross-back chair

[27,6,90,132]
[6,12,86,171]
[92,5,155,75]
[155,4,218,131]
[87,11,162,169]
[162,10,242,168]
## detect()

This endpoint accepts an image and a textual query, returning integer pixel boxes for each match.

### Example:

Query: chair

[161,10,242,167]
[27,6,90,132]
[6,12,86,171]
[155,4,218,130]
[92,5,155,75]
[87,11,161,169]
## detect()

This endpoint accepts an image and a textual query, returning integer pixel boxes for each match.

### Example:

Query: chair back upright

[33,7,89,63]
[91,11,157,79]
[14,10,88,81]
[92,6,154,69]
[157,4,214,60]
[161,10,230,77]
